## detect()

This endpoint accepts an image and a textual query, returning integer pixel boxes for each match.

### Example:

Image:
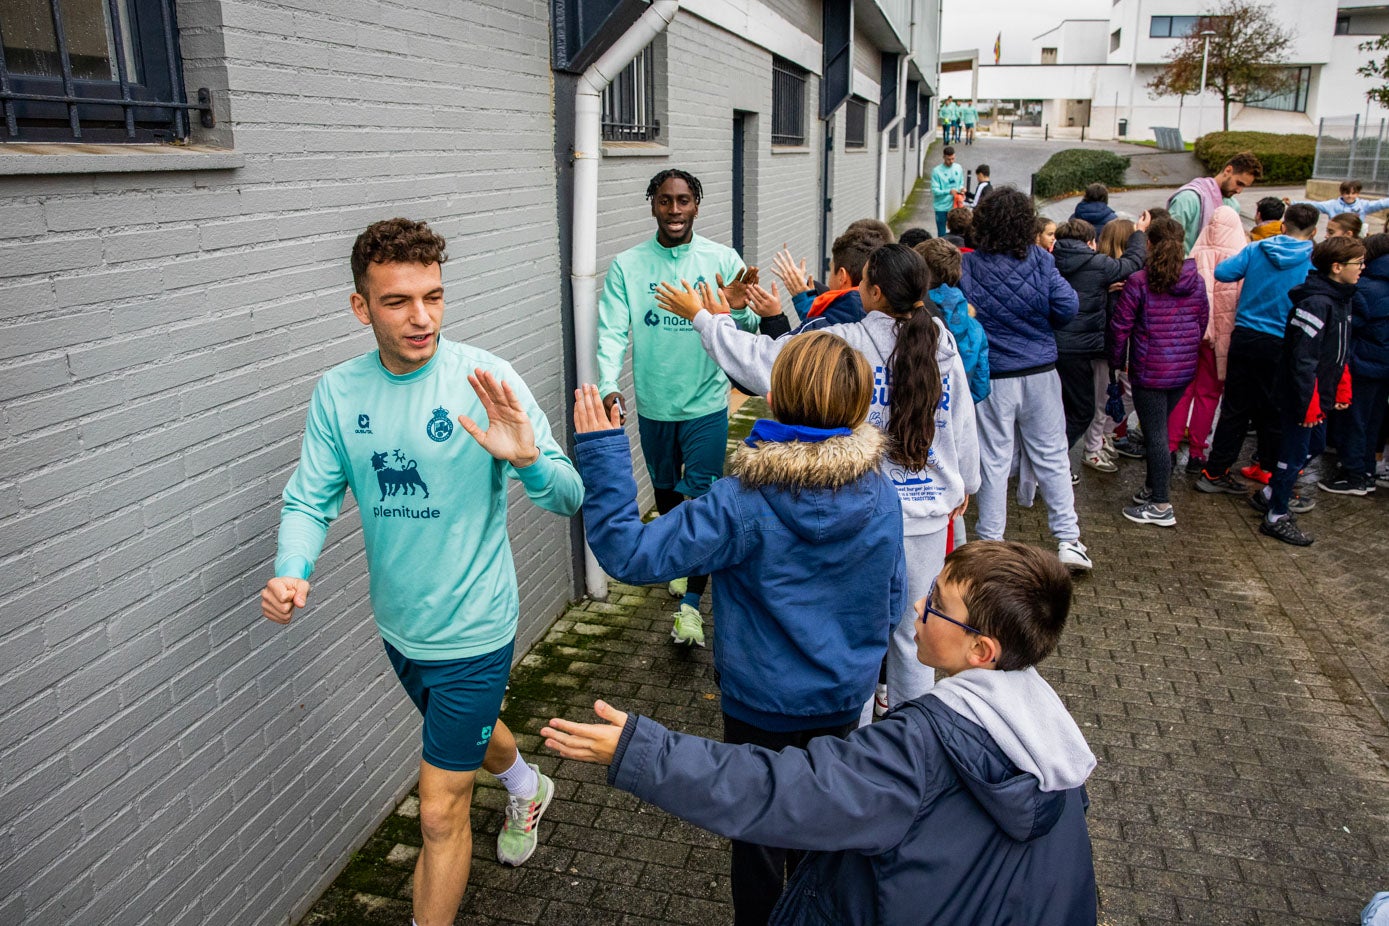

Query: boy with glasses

[541,541,1098,926]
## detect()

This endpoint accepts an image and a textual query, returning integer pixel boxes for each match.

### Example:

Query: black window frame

[602,42,658,142]
[844,96,866,149]
[1149,15,1200,37]
[1335,15,1351,34]
[1248,66,1311,113]
[0,0,207,143]
[771,55,807,146]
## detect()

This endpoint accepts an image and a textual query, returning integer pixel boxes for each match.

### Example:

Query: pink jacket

[1189,206,1246,379]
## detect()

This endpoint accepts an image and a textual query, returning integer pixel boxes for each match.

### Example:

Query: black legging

[655,488,708,597]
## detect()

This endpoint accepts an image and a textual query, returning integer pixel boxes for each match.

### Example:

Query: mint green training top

[275,338,583,661]
[597,234,758,421]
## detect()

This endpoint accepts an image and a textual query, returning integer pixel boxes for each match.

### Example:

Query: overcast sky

[940,0,1111,64]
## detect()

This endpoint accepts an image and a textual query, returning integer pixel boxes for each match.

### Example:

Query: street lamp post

[1196,29,1216,141]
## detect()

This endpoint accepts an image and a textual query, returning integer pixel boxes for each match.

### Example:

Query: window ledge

[0,143,243,175]
[601,142,670,158]
[771,145,812,155]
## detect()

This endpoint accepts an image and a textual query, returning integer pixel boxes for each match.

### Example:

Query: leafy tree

[1357,34,1389,107]
[1147,0,1294,133]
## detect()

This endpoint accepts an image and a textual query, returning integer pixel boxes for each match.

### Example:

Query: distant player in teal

[961,99,978,145]
[261,218,582,926]
[931,146,966,236]
[596,169,760,647]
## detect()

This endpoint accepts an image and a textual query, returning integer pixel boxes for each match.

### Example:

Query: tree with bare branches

[1147,0,1295,133]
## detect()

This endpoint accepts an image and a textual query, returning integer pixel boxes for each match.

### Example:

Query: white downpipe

[877,49,910,221]
[572,0,679,600]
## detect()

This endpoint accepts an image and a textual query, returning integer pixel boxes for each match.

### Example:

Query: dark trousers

[1057,357,1097,448]
[1269,406,1314,516]
[1343,374,1389,476]
[1205,327,1284,476]
[1132,384,1186,504]
[722,713,857,926]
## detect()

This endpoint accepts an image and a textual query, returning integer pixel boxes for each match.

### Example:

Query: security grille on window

[0,0,212,142]
[771,56,806,146]
[845,97,866,149]
[602,44,658,142]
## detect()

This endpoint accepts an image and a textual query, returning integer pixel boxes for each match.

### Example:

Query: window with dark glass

[1149,15,1201,37]
[602,43,658,142]
[0,0,208,142]
[889,125,898,149]
[771,56,807,146]
[1248,66,1311,113]
[845,97,866,148]
[1110,29,1121,52]
[1335,15,1351,34]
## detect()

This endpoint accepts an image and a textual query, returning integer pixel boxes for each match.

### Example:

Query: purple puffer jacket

[1109,260,1209,389]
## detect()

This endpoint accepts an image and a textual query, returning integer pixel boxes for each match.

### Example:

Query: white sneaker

[1057,540,1093,572]
[1083,452,1117,473]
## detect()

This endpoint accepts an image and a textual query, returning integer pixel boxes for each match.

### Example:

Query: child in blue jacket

[571,332,906,924]
[543,541,1099,926]
[915,237,991,402]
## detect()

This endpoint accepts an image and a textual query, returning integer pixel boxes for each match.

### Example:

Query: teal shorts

[385,639,514,772]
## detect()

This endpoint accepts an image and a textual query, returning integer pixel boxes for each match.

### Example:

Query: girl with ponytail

[1108,216,1208,528]
[655,242,981,723]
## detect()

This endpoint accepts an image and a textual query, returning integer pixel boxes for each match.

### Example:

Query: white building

[940,0,1389,142]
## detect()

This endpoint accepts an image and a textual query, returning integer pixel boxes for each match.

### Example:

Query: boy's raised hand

[772,248,811,296]
[655,280,705,320]
[573,383,623,434]
[747,281,782,318]
[697,281,732,315]
[542,700,630,765]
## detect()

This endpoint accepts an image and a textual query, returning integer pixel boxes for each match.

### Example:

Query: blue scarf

[744,419,851,447]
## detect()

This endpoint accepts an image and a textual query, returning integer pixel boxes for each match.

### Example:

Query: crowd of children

[539,157,1389,922]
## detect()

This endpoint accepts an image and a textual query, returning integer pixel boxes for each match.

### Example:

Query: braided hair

[646,169,703,203]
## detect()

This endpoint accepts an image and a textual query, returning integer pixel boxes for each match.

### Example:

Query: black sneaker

[1132,485,1154,505]
[1111,437,1145,459]
[1196,471,1246,494]
[1258,515,1313,546]
[1185,456,1207,475]
[1249,489,1316,515]
[1317,472,1372,496]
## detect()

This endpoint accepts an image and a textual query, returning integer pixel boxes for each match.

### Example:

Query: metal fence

[1313,116,1389,194]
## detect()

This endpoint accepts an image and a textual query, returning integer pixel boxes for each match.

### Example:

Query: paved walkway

[300,393,1388,925]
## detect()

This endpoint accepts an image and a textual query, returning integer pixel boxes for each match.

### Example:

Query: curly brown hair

[351,218,448,295]
[973,187,1038,259]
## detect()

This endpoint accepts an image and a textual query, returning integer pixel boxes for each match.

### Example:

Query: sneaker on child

[1239,463,1273,485]
[1083,452,1117,473]
[1258,515,1313,546]
[1122,502,1176,527]
[671,603,705,647]
[1317,471,1375,496]
[1195,471,1246,494]
[1057,540,1093,572]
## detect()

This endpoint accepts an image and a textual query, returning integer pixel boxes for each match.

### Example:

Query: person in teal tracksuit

[931,146,966,237]
[262,219,583,926]
[596,169,761,647]
[961,99,978,145]
[939,97,959,143]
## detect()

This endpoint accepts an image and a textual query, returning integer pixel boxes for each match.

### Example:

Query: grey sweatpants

[859,527,946,726]
[974,370,1081,543]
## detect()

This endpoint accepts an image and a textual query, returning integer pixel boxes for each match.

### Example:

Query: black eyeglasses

[920,580,987,636]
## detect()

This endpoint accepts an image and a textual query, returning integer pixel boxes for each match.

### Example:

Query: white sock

[495,751,539,798]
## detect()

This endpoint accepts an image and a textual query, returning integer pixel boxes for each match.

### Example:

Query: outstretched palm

[459,369,540,467]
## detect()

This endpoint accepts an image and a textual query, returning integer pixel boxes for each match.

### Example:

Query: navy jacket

[961,246,1079,377]
[1351,253,1389,380]
[1280,272,1355,418]
[1069,199,1117,236]
[576,425,906,731]
[609,694,1098,926]
[1052,231,1147,358]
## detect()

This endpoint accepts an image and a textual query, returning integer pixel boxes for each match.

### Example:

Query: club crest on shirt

[426,407,454,442]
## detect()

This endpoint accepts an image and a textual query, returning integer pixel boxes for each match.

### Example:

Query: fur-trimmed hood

[727,422,883,490]
[727,423,889,545]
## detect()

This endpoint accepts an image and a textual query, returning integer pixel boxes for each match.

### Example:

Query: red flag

[993,32,1001,64]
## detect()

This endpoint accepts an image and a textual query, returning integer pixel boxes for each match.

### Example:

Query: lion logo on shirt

[371,451,430,501]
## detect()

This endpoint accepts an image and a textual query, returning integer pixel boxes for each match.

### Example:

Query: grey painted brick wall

[0,1,570,923]
[0,1,920,922]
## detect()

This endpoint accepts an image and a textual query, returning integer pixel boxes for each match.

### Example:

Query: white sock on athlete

[495,751,539,798]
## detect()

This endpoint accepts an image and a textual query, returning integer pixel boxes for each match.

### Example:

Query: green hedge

[1194,131,1315,184]
[1033,149,1130,199]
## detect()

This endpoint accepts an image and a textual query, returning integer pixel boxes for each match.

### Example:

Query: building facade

[0,1,937,923]
[940,0,1389,142]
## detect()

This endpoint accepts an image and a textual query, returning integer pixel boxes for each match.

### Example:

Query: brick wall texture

[0,1,930,923]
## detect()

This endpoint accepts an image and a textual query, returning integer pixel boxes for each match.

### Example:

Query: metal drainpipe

[572,0,680,599]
